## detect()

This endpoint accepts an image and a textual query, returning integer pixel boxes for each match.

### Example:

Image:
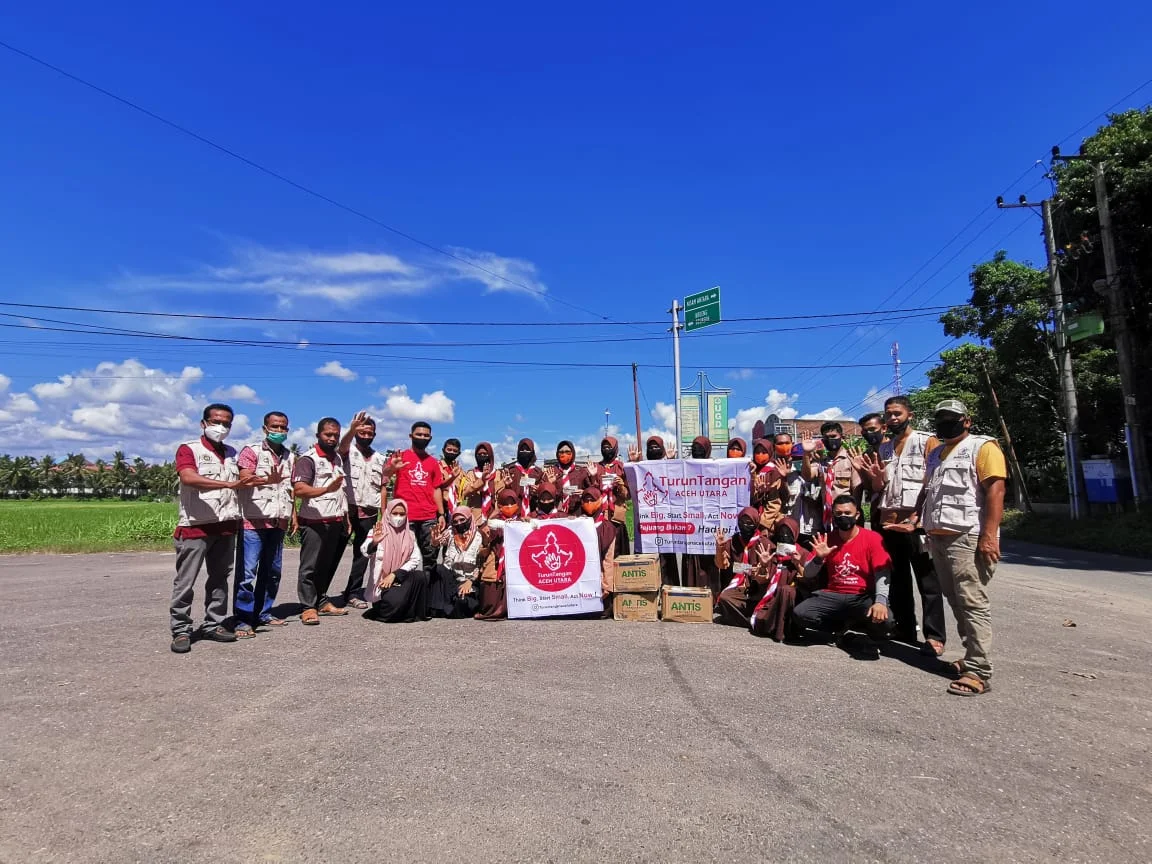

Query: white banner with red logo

[504,518,604,619]
[626,459,751,555]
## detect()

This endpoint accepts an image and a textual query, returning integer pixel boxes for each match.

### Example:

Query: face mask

[935,418,965,440]
[738,521,756,540]
[476,453,491,468]
[443,451,459,465]
[499,504,520,518]
[823,437,842,452]
[451,521,470,535]
[886,419,908,436]
[517,451,533,468]
[356,435,375,449]
[727,448,744,459]
[389,514,407,529]
[833,514,856,532]
[411,436,430,452]
[318,441,337,455]
[774,542,797,561]
[581,501,600,516]
[753,452,771,467]
[863,430,884,447]
[266,431,287,445]
[646,445,664,460]
[558,452,574,466]
[601,444,616,461]
[773,528,796,546]
[690,444,707,458]
[537,499,556,513]
[774,444,792,458]
[203,423,230,443]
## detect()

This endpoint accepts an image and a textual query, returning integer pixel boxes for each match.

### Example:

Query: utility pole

[604,409,611,440]
[632,363,643,454]
[670,300,683,456]
[1051,147,1151,510]
[997,193,1087,518]
[891,341,903,395]
[981,359,1033,513]
[1093,162,1149,510]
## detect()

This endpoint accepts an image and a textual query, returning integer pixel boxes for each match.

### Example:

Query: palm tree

[111,451,131,499]
[34,455,56,497]
[63,453,87,496]
[90,459,110,498]
[132,457,149,498]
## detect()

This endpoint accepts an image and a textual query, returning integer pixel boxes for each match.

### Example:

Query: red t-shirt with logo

[823,528,891,595]
[391,450,444,521]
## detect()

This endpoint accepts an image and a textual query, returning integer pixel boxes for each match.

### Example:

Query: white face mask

[389,514,407,529]
[203,423,230,443]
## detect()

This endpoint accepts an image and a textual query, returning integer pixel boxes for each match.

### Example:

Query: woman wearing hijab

[681,436,720,594]
[587,436,630,555]
[460,441,500,523]
[751,438,791,530]
[750,517,808,640]
[474,488,524,621]
[627,435,680,586]
[363,499,427,623]
[714,507,766,626]
[544,440,590,516]
[579,487,618,613]
[429,506,487,618]
[502,438,543,518]
[726,437,747,459]
[531,481,567,520]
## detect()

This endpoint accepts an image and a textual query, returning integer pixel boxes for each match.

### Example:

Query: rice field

[0,500,179,554]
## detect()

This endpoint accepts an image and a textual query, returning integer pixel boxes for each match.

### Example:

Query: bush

[1001,509,1152,558]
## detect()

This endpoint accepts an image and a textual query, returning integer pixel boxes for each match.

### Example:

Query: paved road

[1,542,1150,863]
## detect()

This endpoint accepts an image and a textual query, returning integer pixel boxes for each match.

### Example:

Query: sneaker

[200,626,238,643]
[170,633,192,653]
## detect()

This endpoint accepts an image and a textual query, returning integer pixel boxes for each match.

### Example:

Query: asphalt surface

[1,541,1150,864]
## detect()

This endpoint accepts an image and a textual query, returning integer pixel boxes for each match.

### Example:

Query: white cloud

[860,385,887,413]
[297,339,310,349]
[732,388,800,435]
[799,407,846,421]
[726,368,756,381]
[0,373,9,394]
[380,385,454,422]
[315,361,358,382]
[444,246,547,299]
[210,384,262,404]
[651,402,677,430]
[5,393,38,414]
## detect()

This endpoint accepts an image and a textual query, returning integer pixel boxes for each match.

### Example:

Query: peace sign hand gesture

[811,532,839,559]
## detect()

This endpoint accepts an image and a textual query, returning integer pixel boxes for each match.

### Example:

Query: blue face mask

[266,431,288,445]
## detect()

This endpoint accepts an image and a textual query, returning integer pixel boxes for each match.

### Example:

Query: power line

[0,39,640,330]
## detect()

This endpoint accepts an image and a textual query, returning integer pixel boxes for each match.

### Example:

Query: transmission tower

[891,341,903,395]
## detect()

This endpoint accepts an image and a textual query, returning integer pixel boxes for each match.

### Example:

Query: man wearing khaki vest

[170,403,261,654]
[337,411,387,610]
[916,400,1006,697]
[292,417,353,625]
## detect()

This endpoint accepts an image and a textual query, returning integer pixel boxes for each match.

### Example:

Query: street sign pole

[670,299,683,452]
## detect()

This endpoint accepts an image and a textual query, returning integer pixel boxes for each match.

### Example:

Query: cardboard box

[660,585,713,623]
[613,592,659,622]
[611,554,661,593]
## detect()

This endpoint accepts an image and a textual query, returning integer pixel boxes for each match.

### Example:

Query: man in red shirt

[792,494,894,641]
[383,421,446,583]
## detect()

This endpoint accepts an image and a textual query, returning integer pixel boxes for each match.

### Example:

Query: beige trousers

[928,532,995,680]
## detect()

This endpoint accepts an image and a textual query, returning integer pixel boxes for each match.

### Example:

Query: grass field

[0,500,178,554]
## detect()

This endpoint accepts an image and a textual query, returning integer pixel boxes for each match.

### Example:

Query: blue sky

[1,2,1150,463]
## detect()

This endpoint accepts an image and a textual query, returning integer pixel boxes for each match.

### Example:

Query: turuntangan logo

[518,525,586,592]
[639,473,669,508]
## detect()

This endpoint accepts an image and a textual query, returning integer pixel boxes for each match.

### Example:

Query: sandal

[948,674,991,697]
[920,639,945,657]
[262,617,289,627]
[318,602,348,617]
[301,609,320,625]
[234,625,256,639]
[346,598,369,610]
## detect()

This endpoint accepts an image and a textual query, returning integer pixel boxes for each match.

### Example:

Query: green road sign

[684,286,720,332]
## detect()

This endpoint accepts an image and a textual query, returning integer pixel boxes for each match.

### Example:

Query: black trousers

[410,518,439,578]
[882,529,947,644]
[341,512,379,600]
[297,522,349,610]
[793,590,894,640]
[369,567,429,623]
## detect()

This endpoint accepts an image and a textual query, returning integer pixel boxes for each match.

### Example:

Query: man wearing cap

[915,399,1006,697]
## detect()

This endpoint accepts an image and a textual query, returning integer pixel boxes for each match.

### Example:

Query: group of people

[169,395,1005,697]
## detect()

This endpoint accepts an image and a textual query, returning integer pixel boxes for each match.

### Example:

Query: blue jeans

[233,527,285,627]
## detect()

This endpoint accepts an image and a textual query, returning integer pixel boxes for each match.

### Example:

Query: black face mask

[517,451,534,468]
[646,444,665,460]
[601,443,616,461]
[833,514,856,532]
[773,528,796,546]
[411,436,430,452]
[886,419,908,436]
[823,437,842,452]
[451,521,470,535]
[476,453,491,468]
[443,451,459,465]
[863,430,884,447]
[935,418,966,440]
[690,444,707,458]
[356,435,375,449]
[537,499,556,513]
[738,521,756,540]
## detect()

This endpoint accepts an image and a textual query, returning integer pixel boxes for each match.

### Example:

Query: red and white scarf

[822,459,837,531]
[724,536,760,592]
[476,469,493,518]
[599,459,622,523]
